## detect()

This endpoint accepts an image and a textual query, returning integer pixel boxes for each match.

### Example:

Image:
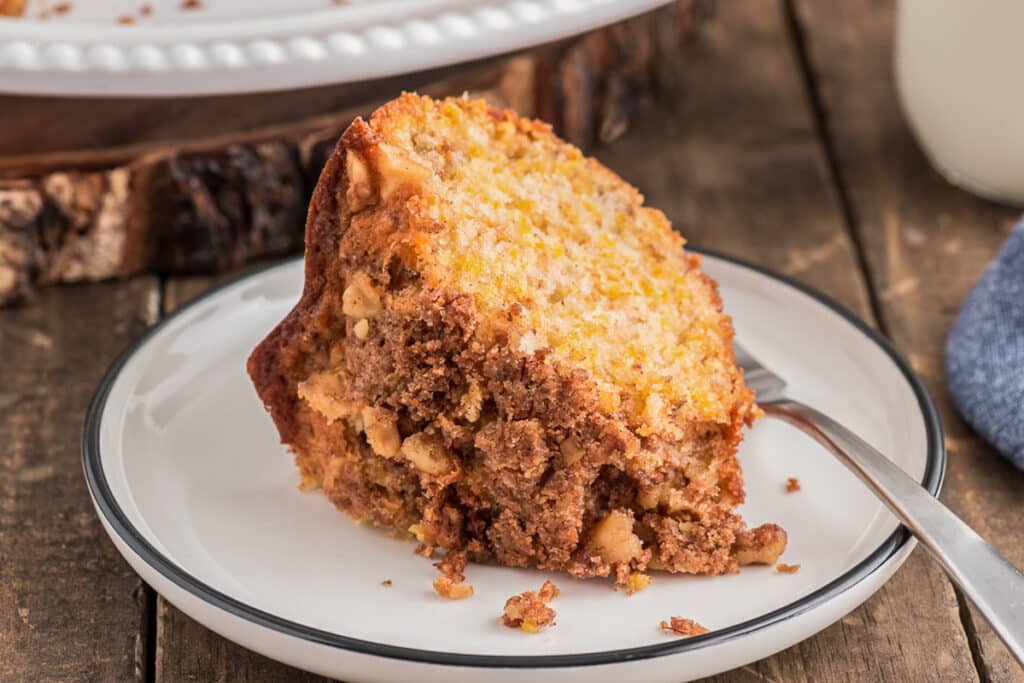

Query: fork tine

[732,340,758,371]
[733,340,788,401]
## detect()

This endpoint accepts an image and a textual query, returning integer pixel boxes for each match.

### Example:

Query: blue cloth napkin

[946,220,1024,469]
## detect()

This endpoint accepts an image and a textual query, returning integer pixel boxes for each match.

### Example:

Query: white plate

[0,0,669,96]
[83,252,944,683]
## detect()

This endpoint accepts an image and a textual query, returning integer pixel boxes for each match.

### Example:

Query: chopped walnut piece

[785,477,801,493]
[297,371,359,423]
[401,431,456,477]
[372,142,434,201]
[501,580,559,633]
[345,150,376,211]
[558,437,584,466]
[589,510,643,564]
[660,616,709,637]
[457,378,484,422]
[353,318,370,339]
[433,576,474,600]
[733,523,787,566]
[361,406,401,457]
[623,572,651,596]
[776,563,800,574]
[342,273,382,319]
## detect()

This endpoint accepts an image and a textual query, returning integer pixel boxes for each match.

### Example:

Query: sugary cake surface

[248,93,784,582]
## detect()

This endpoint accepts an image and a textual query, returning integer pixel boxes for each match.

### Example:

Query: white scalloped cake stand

[0,0,671,96]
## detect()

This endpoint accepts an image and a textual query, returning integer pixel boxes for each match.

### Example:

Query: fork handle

[763,399,1024,664]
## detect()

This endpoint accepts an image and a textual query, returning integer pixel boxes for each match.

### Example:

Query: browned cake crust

[248,94,785,582]
[0,0,26,17]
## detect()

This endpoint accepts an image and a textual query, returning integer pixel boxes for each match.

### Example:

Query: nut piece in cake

[501,580,560,633]
[732,523,787,566]
[247,93,785,585]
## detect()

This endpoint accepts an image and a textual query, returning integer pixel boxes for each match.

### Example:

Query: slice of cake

[248,93,785,582]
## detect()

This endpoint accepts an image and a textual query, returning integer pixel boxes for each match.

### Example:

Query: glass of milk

[896,0,1024,205]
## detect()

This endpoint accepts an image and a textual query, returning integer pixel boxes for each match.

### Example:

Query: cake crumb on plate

[433,576,473,600]
[434,549,469,582]
[659,616,709,637]
[623,572,651,595]
[786,477,801,493]
[501,580,559,633]
[776,563,801,574]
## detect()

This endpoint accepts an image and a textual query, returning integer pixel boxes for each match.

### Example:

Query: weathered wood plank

[0,277,158,681]
[155,272,332,683]
[790,1,1024,680]
[599,1,976,681]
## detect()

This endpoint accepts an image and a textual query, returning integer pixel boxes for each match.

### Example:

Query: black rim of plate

[82,248,946,669]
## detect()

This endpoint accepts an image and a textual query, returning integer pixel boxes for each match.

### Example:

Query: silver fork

[735,341,1024,664]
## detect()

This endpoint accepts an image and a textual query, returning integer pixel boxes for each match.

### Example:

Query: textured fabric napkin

[945,221,1024,469]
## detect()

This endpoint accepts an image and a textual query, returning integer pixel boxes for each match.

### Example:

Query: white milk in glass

[896,0,1024,204]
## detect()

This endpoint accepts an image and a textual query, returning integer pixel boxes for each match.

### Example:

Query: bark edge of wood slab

[0,0,708,307]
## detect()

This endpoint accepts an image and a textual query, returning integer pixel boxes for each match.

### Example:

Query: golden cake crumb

[776,563,800,574]
[433,576,473,600]
[623,572,652,596]
[502,580,559,633]
[660,616,709,637]
[117,14,134,24]
[381,579,392,587]
[434,549,469,582]
[785,477,801,493]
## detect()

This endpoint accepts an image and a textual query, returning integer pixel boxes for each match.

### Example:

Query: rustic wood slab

[791,1,1023,680]
[0,277,158,681]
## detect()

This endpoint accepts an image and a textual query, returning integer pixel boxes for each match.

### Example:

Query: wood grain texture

[0,277,158,681]
[790,1,1023,680]
[599,2,976,681]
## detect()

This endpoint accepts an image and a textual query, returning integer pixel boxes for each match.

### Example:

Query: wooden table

[2,1,1021,680]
